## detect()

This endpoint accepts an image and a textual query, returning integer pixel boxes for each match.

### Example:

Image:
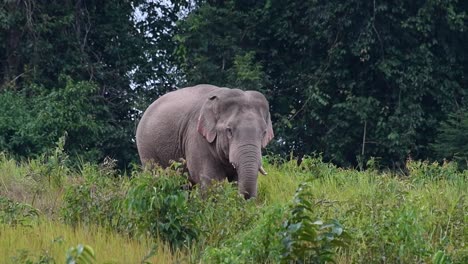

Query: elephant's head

[197,88,274,199]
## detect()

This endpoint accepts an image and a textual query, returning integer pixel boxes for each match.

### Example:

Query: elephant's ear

[262,113,274,148]
[197,95,218,143]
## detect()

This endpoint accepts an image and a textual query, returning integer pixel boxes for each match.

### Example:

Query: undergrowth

[0,151,467,263]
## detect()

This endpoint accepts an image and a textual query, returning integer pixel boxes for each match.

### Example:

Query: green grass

[260,159,467,263]
[0,221,179,264]
[0,152,467,263]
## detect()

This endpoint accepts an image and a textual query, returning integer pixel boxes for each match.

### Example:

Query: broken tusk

[231,163,236,170]
[259,166,268,175]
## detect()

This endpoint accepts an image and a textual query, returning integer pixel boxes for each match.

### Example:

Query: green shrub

[406,159,462,182]
[190,180,260,246]
[281,181,351,263]
[202,205,285,263]
[61,163,126,229]
[0,196,39,226]
[123,169,198,249]
[0,77,127,164]
[0,90,37,156]
[202,177,352,264]
[31,134,70,189]
[298,155,340,179]
[61,164,200,249]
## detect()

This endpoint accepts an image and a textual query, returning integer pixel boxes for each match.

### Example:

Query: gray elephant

[136,84,274,199]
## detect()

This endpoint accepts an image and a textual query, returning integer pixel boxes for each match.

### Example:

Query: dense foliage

[0,0,187,166]
[176,0,468,167]
[1,0,467,167]
[432,107,468,168]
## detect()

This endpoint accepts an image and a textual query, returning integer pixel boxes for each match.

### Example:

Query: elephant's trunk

[233,143,262,199]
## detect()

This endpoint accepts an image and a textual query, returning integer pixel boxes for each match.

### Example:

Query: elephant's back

[158,84,218,108]
[136,84,219,165]
[140,84,219,125]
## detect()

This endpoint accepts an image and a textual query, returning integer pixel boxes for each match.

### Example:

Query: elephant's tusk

[231,163,236,170]
[259,166,267,175]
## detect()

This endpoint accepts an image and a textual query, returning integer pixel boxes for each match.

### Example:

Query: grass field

[0,152,466,263]
[0,221,179,263]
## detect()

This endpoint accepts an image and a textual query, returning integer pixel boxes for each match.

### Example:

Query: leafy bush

[30,135,70,189]
[406,159,463,182]
[61,163,126,228]
[0,91,34,156]
[281,182,351,263]
[202,205,285,263]
[123,169,198,249]
[0,196,39,226]
[0,76,132,165]
[61,165,198,249]
[202,175,353,264]
[123,170,261,250]
[190,180,260,246]
[62,164,262,251]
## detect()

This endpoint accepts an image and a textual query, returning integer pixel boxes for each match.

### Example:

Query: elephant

[136,84,274,199]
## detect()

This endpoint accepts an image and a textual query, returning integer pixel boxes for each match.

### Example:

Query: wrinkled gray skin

[136,84,274,199]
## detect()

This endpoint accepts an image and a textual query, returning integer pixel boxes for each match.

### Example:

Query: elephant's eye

[226,127,233,138]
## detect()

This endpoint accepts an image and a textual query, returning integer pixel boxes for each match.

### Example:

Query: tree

[176,0,468,167]
[0,0,189,167]
[0,77,109,160]
[432,108,468,167]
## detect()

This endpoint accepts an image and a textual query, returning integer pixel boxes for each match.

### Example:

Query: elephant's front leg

[200,164,228,189]
[186,156,228,192]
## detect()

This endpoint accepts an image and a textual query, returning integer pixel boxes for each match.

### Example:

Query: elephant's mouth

[230,162,268,175]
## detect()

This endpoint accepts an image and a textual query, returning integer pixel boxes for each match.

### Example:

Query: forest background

[1,0,467,169]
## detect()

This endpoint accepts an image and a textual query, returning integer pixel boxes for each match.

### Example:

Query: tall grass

[0,152,467,263]
[0,220,178,263]
[0,152,66,218]
[260,158,467,263]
